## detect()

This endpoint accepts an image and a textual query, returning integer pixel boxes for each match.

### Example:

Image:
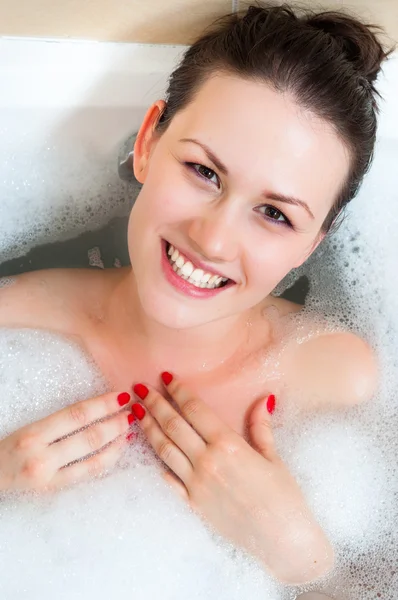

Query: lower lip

[161,240,233,299]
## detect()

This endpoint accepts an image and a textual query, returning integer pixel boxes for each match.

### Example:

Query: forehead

[168,73,350,219]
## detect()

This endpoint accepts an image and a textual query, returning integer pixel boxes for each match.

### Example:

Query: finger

[133,402,193,484]
[247,395,277,461]
[50,435,126,489]
[160,373,230,444]
[133,384,206,464]
[162,471,189,502]
[49,408,133,469]
[33,391,132,444]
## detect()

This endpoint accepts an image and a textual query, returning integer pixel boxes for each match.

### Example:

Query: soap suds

[0,112,397,599]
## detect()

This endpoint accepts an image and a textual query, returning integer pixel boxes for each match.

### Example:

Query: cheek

[244,236,305,291]
[156,192,192,223]
[139,162,198,224]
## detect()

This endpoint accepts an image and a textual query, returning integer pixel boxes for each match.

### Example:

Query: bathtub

[1,37,398,599]
[0,38,185,275]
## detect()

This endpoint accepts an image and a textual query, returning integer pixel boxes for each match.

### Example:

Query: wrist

[260,516,335,585]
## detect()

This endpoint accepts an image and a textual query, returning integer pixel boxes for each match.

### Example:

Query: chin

[132,250,228,329]
[140,292,210,330]
[135,274,236,330]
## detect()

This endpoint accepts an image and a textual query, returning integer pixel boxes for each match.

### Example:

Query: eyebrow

[178,137,315,220]
[179,137,229,176]
[265,192,315,220]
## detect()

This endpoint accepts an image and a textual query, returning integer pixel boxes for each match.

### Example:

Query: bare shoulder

[0,268,114,335]
[262,298,378,409]
[282,324,378,410]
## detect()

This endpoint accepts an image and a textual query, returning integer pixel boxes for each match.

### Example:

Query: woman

[0,2,392,588]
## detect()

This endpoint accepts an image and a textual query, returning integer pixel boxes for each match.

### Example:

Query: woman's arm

[129,373,335,585]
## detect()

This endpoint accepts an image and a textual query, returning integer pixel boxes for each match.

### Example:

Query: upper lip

[165,240,234,282]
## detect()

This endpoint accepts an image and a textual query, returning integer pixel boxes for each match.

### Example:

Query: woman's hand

[131,373,335,585]
[0,391,134,493]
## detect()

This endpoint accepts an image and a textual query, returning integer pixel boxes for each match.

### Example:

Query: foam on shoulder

[273,137,398,599]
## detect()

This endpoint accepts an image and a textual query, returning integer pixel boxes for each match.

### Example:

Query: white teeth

[175,255,184,269]
[171,248,179,262]
[166,242,229,289]
[208,275,218,286]
[181,261,194,278]
[191,268,204,282]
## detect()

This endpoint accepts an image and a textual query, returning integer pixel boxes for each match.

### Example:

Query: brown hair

[155,2,394,232]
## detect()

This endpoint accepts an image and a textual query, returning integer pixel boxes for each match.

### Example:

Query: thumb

[247,395,277,461]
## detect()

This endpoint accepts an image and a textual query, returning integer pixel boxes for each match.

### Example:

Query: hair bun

[306,11,390,84]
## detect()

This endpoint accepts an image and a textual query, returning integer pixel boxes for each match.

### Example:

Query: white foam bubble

[87,246,105,269]
[273,137,398,599]
[0,329,282,600]
[0,110,141,264]
[0,277,16,288]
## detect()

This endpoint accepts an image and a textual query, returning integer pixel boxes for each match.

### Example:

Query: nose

[187,204,240,264]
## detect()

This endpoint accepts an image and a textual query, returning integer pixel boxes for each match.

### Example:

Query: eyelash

[185,162,293,229]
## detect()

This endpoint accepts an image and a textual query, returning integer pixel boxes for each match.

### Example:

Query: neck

[105,268,263,377]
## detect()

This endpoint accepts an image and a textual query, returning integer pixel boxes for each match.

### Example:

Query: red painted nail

[161,371,173,385]
[133,383,149,400]
[126,432,135,442]
[128,413,135,425]
[266,394,276,414]
[132,403,146,420]
[117,392,131,407]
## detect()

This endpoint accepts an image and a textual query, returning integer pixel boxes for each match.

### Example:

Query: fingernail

[132,403,146,420]
[118,392,131,406]
[128,413,135,425]
[161,371,173,385]
[126,432,135,442]
[266,394,276,414]
[133,383,149,400]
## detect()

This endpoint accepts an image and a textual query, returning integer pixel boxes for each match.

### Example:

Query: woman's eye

[187,163,220,187]
[258,205,291,226]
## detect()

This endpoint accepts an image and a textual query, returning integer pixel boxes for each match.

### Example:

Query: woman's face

[128,73,349,329]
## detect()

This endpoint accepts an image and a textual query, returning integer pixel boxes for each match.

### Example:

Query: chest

[80,328,284,438]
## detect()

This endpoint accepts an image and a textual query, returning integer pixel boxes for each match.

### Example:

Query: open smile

[161,239,235,299]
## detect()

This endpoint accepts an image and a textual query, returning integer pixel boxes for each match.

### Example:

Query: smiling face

[128,72,350,329]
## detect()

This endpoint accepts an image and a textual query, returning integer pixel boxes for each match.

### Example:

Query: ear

[293,230,326,269]
[133,100,167,184]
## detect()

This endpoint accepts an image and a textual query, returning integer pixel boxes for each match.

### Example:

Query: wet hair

[155,2,394,232]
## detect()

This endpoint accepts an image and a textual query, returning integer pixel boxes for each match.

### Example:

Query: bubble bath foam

[0,38,398,600]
